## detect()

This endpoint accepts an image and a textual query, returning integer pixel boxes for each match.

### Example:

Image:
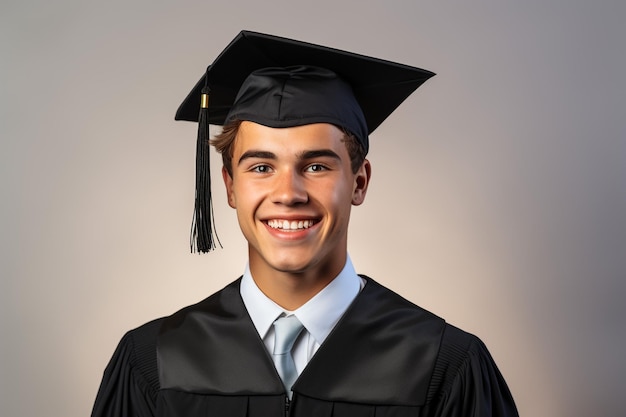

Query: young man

[92,31,518,417]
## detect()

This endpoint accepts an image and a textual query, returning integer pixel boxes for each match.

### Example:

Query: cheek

[232,181,263,214]
[323,181,355,217]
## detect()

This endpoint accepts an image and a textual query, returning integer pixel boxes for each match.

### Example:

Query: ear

[222,166,236,208]
[352,159,371,206]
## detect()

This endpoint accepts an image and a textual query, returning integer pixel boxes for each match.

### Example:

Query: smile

[266,219,318,230]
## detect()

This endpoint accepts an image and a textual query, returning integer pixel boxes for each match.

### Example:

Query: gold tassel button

[201,93,209,109]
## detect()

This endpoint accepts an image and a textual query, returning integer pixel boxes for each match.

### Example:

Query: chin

[251,242,338,276]
[268,257,315,275]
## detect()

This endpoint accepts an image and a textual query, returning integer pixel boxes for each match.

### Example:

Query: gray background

[2,1,624,416]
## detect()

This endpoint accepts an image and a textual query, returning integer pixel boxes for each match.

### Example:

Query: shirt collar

[240,256,361,346]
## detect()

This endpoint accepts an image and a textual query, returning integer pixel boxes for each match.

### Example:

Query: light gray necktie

[272,315,305,398]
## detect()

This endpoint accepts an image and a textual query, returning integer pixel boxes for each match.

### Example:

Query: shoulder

[361,277,517,415]
[427,324,484,397]
[116,317,164,392]
[107,278,241,390]
[91,318,165,416]
[92,281,244,417]
[426,324,519,415]
[360,277,483,350]
[122,279,243,375]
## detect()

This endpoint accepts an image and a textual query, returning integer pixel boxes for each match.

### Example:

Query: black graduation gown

[91,277,518,417]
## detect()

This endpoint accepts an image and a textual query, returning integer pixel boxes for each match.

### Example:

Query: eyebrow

[297,149,342,161]
[237,149,341,166]
[237,150,276,166]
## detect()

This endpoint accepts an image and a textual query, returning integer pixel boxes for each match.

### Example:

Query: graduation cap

[176,30,435,253]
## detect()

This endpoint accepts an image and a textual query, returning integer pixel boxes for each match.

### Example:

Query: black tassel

[191,85,222,253]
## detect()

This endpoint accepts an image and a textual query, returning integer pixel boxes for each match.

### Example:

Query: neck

[248,255,346,311]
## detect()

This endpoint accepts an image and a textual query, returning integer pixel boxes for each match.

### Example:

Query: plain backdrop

[1,1,625,416]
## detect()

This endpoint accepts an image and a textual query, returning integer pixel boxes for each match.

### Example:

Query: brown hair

[211,120,367,176]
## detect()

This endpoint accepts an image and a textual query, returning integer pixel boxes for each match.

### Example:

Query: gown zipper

[284,395,291,417]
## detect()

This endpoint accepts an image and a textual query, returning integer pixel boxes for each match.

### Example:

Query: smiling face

[223,121,371,290]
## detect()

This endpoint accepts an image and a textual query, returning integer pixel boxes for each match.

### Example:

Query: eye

[251,164,272,174]
[305,164,328,173]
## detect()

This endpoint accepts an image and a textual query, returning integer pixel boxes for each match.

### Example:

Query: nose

[271,169,308,206]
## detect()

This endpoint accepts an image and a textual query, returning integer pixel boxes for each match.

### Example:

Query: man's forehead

[233,122,347,157]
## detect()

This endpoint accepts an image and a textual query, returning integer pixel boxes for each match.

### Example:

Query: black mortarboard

[176,30,434,253]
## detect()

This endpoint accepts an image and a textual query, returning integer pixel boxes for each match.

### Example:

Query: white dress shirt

[240,256,364,375]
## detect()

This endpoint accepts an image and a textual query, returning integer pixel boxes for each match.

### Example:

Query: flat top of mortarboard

[175,30,435,135]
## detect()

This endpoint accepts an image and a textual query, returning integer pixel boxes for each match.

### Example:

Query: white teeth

[268,219,315,230]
